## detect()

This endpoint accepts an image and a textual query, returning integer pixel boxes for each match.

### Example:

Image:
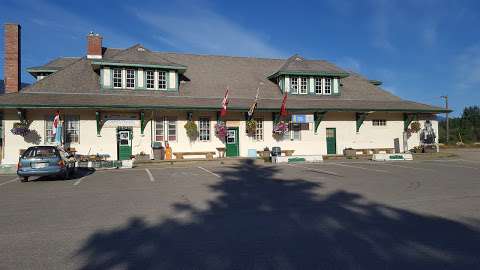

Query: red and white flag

[52,111,60,135]
[220,88,229,117]
[280,93,288,117]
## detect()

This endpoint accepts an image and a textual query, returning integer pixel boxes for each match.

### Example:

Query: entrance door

[117,130,132,160]
[326,128,337,155]
[226,127,239,157]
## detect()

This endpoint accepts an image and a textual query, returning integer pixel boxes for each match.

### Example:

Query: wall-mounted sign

[103,113,139,128]
[291,114,314,123]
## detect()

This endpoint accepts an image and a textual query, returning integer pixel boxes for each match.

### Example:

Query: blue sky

[1,0,479,115]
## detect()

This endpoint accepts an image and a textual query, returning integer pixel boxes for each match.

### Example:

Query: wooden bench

[256,149,295,157]
[173,151,215,160]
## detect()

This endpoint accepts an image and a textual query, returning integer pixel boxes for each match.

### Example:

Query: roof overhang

[92,61,187,73]
[267,70,350,80]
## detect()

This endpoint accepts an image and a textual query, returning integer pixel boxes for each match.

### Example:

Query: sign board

[291,114,314,123]
[226,121,240,127]
[373,153,413,161]
[103,113,139,128]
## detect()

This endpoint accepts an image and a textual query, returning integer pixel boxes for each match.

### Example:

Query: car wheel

[21,177,28,182]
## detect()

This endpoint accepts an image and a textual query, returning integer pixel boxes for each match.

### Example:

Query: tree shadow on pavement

[76,159,480,269]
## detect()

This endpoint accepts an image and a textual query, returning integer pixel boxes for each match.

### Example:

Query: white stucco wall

[1,109,438,164]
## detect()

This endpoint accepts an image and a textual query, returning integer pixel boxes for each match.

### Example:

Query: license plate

[32,163,48,169]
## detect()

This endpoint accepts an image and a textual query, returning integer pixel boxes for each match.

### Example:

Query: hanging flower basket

[273,121,289,135]
[184,121,199,140]
[245,119,257,135]
[11,122,30,136]
[215,121,227,140]
[409,121,421,133]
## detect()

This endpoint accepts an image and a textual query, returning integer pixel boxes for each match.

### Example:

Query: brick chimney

[4,23,21,93]
[87,32,102,59]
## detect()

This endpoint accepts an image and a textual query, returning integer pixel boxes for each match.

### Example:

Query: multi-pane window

[315,78,322,94]
[155,117,177,142]
[324,78,332,94]
[146,70,155,89]
[158,71,167,90]
[254,118,263,141]
[290,77,299,94]
[113,68,122,88]
[199,117,210,141]
[372,119,387,126]
[64,115,80,143]
[126,69,135,88]
[45,115,80,144]
[300,77,308,94]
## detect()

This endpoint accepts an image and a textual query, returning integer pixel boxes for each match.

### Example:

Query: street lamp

[440,95,449,144]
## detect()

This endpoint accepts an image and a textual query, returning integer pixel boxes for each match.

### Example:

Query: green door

[226,127,239,157]
[326,128,337,155]
[117,130,132,160]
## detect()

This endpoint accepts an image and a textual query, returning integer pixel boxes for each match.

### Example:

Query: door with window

[326,128,337,155]
[226,127,239,157]
[117,129,132,160]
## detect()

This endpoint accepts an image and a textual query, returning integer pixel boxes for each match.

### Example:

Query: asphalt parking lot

[0,153,479,269]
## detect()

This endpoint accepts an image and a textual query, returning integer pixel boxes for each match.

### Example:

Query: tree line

[438,105,480,144]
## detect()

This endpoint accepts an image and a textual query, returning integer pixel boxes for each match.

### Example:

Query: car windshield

[22,147,58,158]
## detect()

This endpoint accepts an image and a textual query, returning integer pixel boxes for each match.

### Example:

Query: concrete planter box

[273,155,323,164]
[372,153,413,161]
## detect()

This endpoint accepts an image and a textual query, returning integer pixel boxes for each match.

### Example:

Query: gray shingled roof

[272,54,349,77]
[26,57,81,72]
[1,45,447,112]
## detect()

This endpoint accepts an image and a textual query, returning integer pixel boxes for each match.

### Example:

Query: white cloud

[130,5,286,58]
[369,0,395,51]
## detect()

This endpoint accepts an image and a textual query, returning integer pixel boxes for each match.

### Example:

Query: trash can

[271,147,281,157]
[152,142,165,160]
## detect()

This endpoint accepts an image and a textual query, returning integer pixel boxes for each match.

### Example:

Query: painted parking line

[329,162,390,173]
[145,168,155,182]
[0,177,18,187]
[422,161,479,170]
[378,162,436,172]
[288,164,341,177]
[73,175,89,186]
[197,166,221,178]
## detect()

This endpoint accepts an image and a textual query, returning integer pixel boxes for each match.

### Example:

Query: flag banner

[280,93,288,117]
[52,112,60,135]
[220,88,229,117]
[247,88,260,117]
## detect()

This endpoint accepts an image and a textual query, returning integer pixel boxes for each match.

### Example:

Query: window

[155,117,177,142]
[45,116,55,144]
[146,70,155,89]
[315,78,322,94]
[45,115,80,144]
[199,117,210,141]
[300,77,308,94]
[372,119,387,126]
[290,77,299,94]
[64,115,80,143]
[126,69,135,88]
[254,118,263,141]
[324,78,332,94]
[113,68,122,88]
[158,71,167,90]
[291,123,301,141]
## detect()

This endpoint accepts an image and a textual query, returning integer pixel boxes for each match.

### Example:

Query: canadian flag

[220,88,229,117]
[52,111,60,135]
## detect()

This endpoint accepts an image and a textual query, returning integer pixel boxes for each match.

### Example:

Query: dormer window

[158,71,167,90]
[300,77,308,94]
[146,70,155,89]
[291,77,299,94]
[126,69,135,89]
[314,77,322,94]
[113,68,122,88]
[324,78,332,94]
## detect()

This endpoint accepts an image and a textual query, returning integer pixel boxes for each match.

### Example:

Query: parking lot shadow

[76,159,480,269]
[31,167,95,182]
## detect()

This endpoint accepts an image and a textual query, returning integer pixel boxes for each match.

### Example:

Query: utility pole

[441,95,449,144]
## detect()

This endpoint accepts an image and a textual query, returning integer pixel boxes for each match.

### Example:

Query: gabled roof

[268,54,349,79]
[26,57,80,73]
[92,44,187,71]
[2,45,447,113]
